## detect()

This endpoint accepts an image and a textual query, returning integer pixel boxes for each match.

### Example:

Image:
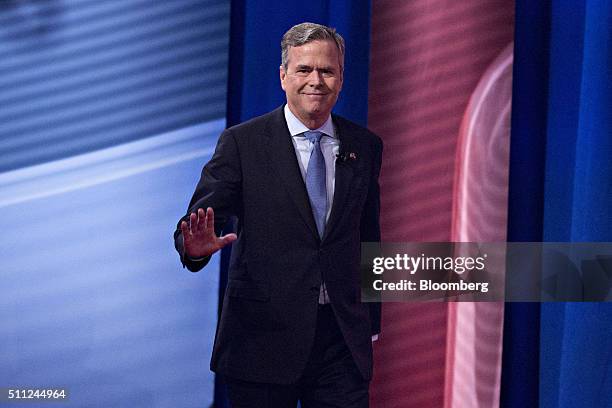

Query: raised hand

[180,207,237,259]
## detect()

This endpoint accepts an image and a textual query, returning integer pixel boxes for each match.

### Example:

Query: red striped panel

[368,1,515,407]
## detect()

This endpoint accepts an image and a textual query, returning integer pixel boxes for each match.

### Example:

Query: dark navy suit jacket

[174,106,382,384]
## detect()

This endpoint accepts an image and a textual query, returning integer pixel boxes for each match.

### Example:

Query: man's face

[280,40,343,128]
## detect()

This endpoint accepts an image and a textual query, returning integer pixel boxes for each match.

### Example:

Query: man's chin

[304,104,330,117]
[305,110,328,122]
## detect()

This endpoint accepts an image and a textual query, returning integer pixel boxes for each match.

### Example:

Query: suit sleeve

[173,128,242,272]
[361,134,383,335]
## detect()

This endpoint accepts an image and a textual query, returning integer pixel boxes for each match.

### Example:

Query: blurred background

[0,1,229,406]
[1,1,610,408]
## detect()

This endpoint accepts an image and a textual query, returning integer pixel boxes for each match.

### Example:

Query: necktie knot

[303,131,323,144]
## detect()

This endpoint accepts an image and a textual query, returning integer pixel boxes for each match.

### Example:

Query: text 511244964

[1,388,68,402]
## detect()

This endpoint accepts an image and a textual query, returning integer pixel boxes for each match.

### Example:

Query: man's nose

[307,70,324,85]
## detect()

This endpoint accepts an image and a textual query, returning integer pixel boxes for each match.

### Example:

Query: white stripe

[0,119,224,208]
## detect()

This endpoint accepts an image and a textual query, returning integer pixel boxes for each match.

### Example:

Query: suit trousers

[225,304,369,408]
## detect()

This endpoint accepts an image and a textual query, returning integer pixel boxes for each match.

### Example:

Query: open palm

[180,207,237,259]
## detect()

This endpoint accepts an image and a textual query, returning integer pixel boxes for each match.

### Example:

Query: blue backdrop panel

[0,121,224,408]
[227,0,371,126]
[540,1,612,407]
[503,1,612,407]
[0,0,229,172]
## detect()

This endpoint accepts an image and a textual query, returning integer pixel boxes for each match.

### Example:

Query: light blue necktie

[304,131,327,238]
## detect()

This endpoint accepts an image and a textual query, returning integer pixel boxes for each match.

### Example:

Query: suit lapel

[264,107,320,240]
[322,118,356,242]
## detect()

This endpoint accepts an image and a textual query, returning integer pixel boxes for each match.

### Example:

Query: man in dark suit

[174,22,382,407]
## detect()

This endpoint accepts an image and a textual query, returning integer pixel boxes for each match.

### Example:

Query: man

[174,22,382,407]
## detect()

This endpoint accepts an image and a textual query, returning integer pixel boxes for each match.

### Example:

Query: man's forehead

[286,41,342,66]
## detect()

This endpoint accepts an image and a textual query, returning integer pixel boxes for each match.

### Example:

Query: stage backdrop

[0,1,230,407]
[502,1,612,407]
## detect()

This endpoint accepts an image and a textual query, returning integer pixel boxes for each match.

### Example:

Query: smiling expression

[280,40,343,129]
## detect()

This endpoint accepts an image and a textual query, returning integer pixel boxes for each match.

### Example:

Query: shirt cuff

[187,256,207,262]
[372,334,379,342]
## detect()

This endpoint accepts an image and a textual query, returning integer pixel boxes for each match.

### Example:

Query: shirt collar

[284,104,336,138]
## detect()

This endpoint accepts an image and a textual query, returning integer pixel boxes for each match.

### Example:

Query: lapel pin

[336,152,358,162]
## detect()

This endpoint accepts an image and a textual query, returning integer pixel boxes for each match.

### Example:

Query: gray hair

[281,22,345,71]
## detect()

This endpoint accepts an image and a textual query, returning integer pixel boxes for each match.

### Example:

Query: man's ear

[279,65,287,91]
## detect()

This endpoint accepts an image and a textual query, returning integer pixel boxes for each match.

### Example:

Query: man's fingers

[185,207,222,240]
[180,220,190,237]
[189,212,197,231]
[206,207,214,231]
[181,208,232,257]
[197,208,206,232]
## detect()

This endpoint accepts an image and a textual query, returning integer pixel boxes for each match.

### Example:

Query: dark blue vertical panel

[500,303,541,408]
[506,0,550,243]
[327,0,371,127]
[502,1,550,407]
